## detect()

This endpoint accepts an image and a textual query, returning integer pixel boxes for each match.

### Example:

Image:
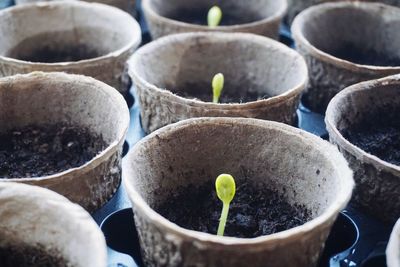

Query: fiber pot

[325,74,400,224]
[387,219,400,267]
[0,1,141,94]
[286,0,400,25]
[129,32,308,133]
[123,117,354,267]
[14,0,136,16]
[291,2,400,114]
[0,182,107,267]
[142,0,287,39]
[0,72,130,213]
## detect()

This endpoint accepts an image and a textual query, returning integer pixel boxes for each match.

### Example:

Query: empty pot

[326,74,400,223]
[0,72,130,213]
[292,2,400,113]
[0,1,141,94]
[0,182,107,267]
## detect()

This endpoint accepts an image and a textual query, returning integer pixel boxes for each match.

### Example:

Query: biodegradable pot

[129,32,308,133]
[0,72,130,213]
[14,0,136,16]
[291,2,400,114]
[387,219,400,267]
[325,75,400,224]
[142,0,287,39]
[0,1,141,94]
[123,117,354,267]
[0,182,107,267]
[286,0,400,25]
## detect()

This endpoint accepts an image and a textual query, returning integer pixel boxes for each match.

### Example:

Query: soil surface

[157,180,311,238]
[343,108,400,165]
[9,44,99,63]
[0,124,106,178]
[7,30,102,63]
[169,9,261,25]
[331,43,400,67]
[173,82,271,103]
[0,244,69,267]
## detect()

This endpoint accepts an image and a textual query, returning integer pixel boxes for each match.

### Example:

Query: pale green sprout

[212,73,224,103]
[215,174,236,236]
[207,6,222,27]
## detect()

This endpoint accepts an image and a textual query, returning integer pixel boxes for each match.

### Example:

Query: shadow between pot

[318,212,359,266]
[101,209,360,267]
[100,208,144,267]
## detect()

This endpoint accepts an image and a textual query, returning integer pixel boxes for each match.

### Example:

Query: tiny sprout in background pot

[208,6,222,27]
[215,174,236,236]
[212,73,224,103]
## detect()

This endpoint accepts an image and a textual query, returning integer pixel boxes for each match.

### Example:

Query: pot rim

[0,71,130,182]
[325,74,400,176]
[0,1,142,66]
[129,32,308,110]
[0,182,107,267]
[387,219,400,267]
[124,117,354,246]
[291,2,400,73]
[142,0,288,31]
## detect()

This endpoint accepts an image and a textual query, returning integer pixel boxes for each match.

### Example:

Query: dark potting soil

[0,244,69,267]
[169,9,261,25]
[174,82,271,103]
[157,180,312,238]
[343,109,400,165]
[0,124,106,178]
[9,43,100,63]
[7,30,102,63]
[330,43,400,67]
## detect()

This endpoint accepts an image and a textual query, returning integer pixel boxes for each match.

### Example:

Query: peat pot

[0,182,107,267]
[142,0,287,39]
[292,2,400,113]
[14,0,137,16]
[326,74,400,223]
[0,72,130,213]
[286,0,400,25]
[123,117,354,267]
[129,32,308,133]
[0,1,141,94]
[387,219,400,267]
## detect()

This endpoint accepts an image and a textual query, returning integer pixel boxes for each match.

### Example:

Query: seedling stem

[215,174,236,236]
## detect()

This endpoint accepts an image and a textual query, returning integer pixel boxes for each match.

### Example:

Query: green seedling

[208,6,222,27]
[215,174,236,236]
[212,73,224,103]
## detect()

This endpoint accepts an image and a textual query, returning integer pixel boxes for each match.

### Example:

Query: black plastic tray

[0,1,393,266]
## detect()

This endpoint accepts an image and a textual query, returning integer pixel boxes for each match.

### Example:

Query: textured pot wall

[0,182,107,267]
[0,1,141,94]
[142,0,287,39]
[326,75,400,224]
[14,0,136,15]
[387,219,400,267]
[286,0,400,25]
[0,72,129,213]
[130,32,307,133]
[124,118,354,267]
[292,2,400,113]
